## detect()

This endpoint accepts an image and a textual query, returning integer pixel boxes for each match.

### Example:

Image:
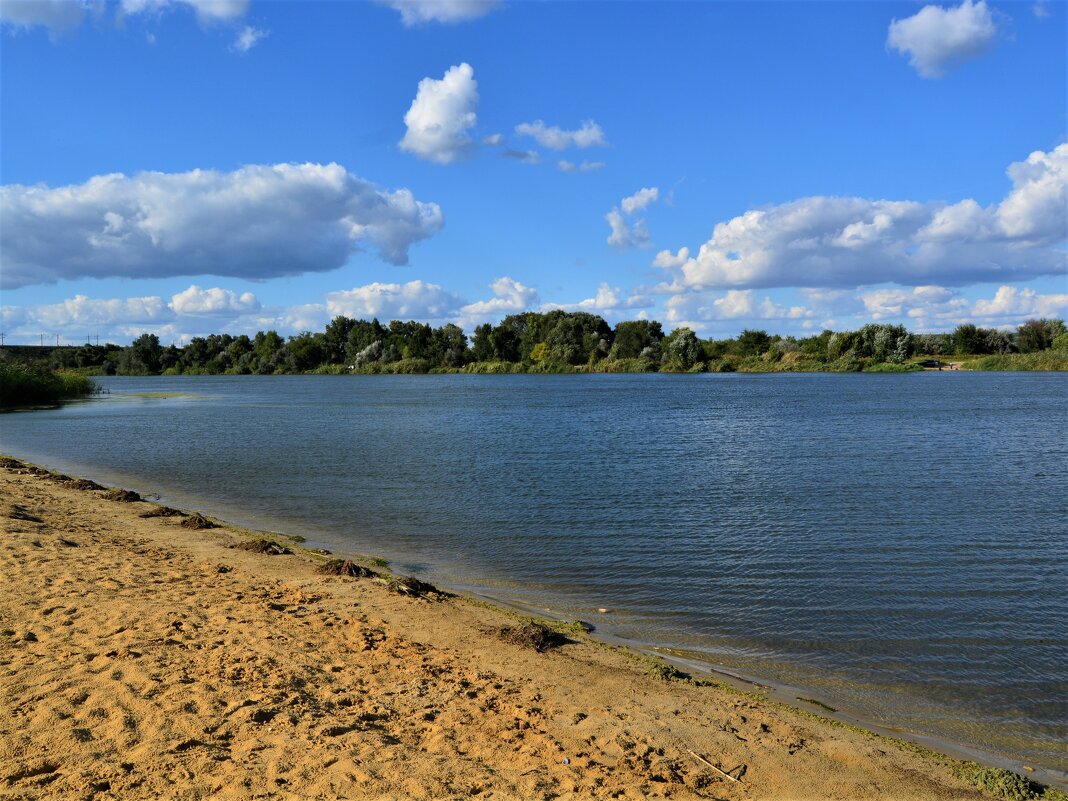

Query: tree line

[13,314,1068,376]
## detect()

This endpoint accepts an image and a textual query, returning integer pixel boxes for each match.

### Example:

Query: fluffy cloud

[0,162,444,288]
[860,285,963,320]
[652,247,689,269]
[558,160,606,173]
[514,119,606,151]
[459,277,538,319]
[399,63,479,165]
[620,187,659,215]
[120,0,249,22]
[971,285,1068,320]
[231,24,266,52]
[17,295,172,329]
[658,145,1067,291]
[605,208,650,249]
[0,0,250,39]
[0,0,86,35]
[170,285,259,315]
[851,284,1067,330]
[324,280,463,321]
[543,283,651,315]
[664,289,811,325]
[380,0,499,26]
[606,187,659,249]
[996,146,1067,240]
[887,0,997,78]
[0,284,269,342]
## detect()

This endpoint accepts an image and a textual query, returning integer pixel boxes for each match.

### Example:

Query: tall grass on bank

[960,351,1068,371]
[0,361,97,407]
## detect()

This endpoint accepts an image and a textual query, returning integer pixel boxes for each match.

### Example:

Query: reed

[0,361,97,407]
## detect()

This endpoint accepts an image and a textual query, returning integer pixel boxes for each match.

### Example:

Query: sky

[0,0,1066,346]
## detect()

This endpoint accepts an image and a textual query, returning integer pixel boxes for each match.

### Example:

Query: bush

[0,361,96,407]
[960,352,1068,371]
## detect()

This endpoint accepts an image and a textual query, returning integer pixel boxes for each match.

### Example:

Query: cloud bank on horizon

[0,163,444,287]
[0,0,1065,345]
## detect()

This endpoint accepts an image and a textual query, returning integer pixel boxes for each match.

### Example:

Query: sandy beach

[0,460,1036,801]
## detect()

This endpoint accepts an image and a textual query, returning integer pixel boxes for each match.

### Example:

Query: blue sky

[1,0,1065,345]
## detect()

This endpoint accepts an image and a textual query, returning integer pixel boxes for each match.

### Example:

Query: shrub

[0,361,96,407]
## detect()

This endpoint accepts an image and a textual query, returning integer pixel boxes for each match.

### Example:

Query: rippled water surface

[3,372,1066,774]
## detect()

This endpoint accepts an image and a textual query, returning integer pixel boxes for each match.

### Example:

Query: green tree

[953,324,985,355]
[471,323,495,362]
[529,342,550,365]
[610,320,664,359]
[323,316,356,364]
[130,333,163,374]
[287,332,327,372]
[662,327,703,369]
[1016,318,1067,353]
[433,324,468,367]
[733,329,771,357]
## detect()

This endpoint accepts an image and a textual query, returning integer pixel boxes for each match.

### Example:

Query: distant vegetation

[4,315,1066,377]
[0,361,97,407]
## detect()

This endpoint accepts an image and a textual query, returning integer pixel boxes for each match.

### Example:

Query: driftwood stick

[688,750,743,784]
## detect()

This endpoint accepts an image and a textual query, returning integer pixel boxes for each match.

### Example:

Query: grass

[960,351,1068,371]
[0,361,97,407]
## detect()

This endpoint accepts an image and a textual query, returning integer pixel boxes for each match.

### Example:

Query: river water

[2,372,1066,776]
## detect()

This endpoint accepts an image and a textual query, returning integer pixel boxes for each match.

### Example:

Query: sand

[0,462,1004,800]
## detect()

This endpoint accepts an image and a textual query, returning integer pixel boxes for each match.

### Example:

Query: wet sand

[0,460,1025,800]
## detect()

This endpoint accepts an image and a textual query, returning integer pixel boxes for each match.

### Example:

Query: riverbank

[2,459,1063,800]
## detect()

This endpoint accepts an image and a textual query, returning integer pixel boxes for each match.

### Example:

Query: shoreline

[5,442,1066,789]
[1,454,1065,799]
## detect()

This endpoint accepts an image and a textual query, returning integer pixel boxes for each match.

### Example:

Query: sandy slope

[0,463,993,800]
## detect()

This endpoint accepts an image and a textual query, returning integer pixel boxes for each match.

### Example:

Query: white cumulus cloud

[399,63,479,165]
[652,247,689,269]
[606,187,659,250]
[324,280,463,321]
[657,145,1067,292]
[971,285,1068,320]
[120,0,249,22]
[459,276,538,319]
[514,119,606,151]
[620,187,659,215]
[887,0,997,78]
[558,160,606,173]
[231,24,266,52]
[380,0,499,26]
[0,162,444,288]
[543,283,652,315]
[0,0,86,36]
[171,285,260,315]
[665,289,811,325]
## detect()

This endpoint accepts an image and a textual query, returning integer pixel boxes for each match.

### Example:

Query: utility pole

[0,332,6,346]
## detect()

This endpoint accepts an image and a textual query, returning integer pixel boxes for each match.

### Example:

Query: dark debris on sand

[316,559,378,578]
[69,479,105,492]
[498,622,569,653]
[386,575,447,600]
[234,538,291,555]
[139,506,185,519]
[180,513,218,530]
[102,488,142,503]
